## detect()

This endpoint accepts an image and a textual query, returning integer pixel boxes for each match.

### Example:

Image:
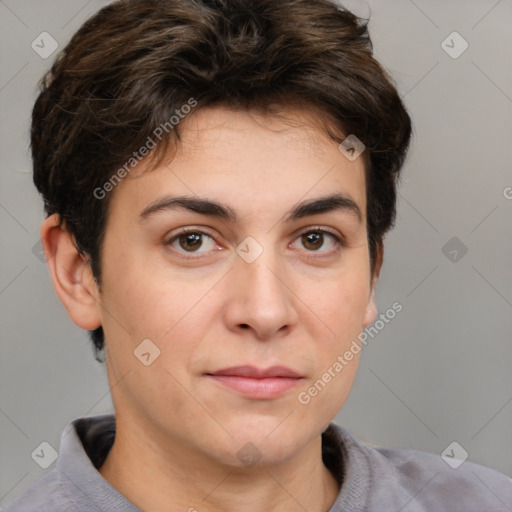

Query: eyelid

[291,225,346,258]
[166,226,216,240]
[295,225,346,244]
[165,226,219,255]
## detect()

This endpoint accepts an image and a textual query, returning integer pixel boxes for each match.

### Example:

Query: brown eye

[178,232,203,252]
[167,229,217,254]
[301,232,324,251]
[291,229,343,254]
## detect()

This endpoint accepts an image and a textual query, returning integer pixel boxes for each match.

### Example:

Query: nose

[222,242,299,340]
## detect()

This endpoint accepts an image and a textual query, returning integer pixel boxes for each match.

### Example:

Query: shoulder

[2,469,77,512]
[328,424,512,511]
[373,445,511,511]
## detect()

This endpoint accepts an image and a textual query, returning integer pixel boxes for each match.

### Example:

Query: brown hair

[31,0,412,361]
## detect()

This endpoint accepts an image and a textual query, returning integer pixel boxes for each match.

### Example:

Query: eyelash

[165,226,346,260]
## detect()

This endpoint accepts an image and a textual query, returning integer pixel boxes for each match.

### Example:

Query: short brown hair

[31,0,412,361]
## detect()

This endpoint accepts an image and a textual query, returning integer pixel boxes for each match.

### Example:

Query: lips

[208,365,303,379]
[206,365,304,399]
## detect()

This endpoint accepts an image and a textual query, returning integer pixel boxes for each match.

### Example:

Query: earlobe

[363,288,377,327]
[41,214,102,331]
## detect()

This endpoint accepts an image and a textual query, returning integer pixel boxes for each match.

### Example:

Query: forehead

[173,106,342,157]
[108,105,367,224]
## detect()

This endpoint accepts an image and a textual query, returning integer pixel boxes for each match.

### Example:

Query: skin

[42,106,382,512]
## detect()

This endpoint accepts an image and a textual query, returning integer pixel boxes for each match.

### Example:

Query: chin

[209,438,301,470]
[213,418,312,468]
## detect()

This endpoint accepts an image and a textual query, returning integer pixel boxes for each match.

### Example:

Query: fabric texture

[4,414,511,511]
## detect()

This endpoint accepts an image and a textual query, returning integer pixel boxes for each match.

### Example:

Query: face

[94,106,378,467]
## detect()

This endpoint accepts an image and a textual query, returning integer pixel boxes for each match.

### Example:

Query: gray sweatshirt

[3,414,511,511]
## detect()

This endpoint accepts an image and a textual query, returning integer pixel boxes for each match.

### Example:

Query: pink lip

[206,365,304,399]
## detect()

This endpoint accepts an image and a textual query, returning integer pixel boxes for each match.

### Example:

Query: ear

[363,242,384,328]
[40,214,102,330]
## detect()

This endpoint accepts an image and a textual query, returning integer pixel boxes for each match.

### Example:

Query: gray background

[1,0,511,506]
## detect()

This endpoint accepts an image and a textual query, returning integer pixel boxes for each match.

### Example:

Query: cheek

[99,249,219,372]
[300,264,371,403]
[99,240,173,333]
[306,267,371,334]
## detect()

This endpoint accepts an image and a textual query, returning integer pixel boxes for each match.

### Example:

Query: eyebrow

[139,192,362,224]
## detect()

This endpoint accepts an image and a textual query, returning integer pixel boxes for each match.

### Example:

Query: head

[35,0,411,468]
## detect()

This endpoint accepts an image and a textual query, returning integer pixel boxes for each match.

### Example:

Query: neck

[98,416,340,512]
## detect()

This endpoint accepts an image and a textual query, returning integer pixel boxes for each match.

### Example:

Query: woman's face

[95,105,378,467]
